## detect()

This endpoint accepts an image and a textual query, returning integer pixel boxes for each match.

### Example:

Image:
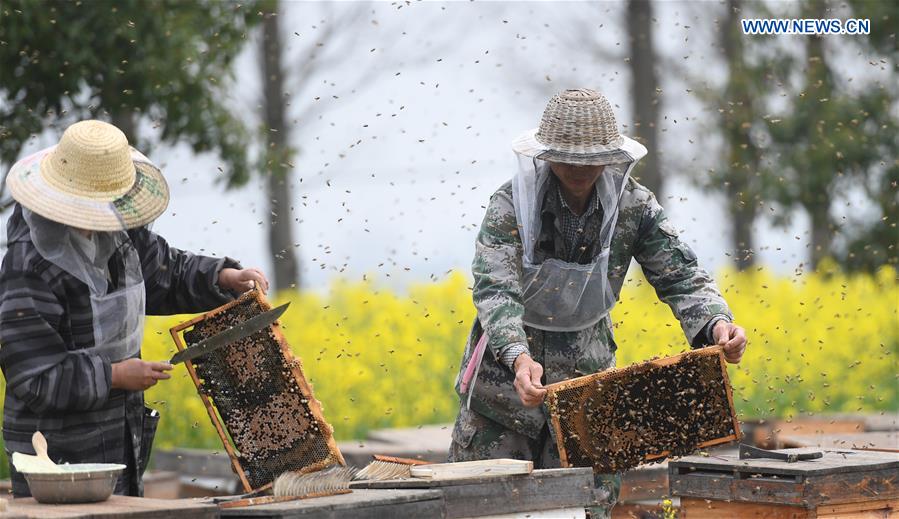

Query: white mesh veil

[23,209,146,362]
[512,137,647,331]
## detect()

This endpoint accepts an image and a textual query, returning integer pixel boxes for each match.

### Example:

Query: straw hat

[512,88,644,166]
[6,120,169,231]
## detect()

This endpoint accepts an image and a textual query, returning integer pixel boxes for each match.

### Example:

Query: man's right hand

[513,354,547,407]
[111,359,173,391]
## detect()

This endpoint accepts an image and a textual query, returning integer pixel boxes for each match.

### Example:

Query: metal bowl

[22,463,126,504]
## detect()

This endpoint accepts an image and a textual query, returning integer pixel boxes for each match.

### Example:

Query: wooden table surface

[1,496,218,519]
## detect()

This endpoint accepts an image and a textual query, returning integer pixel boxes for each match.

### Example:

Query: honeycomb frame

[545,346,742,473]
[169,290,345,493]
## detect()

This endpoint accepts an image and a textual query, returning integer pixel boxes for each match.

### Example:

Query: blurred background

[0,0,896,485]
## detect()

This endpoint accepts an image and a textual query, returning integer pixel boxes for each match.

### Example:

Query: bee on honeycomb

[547,348,739,473]
[178,292,344,490]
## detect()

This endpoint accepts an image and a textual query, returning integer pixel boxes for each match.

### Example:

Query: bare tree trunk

[809,205,833,267]
[803,1,834,269]
[627,0,662,196]
[721,0,757,270]
[111,111,136,145]
[728,181,756,269]
[261,1,300,290]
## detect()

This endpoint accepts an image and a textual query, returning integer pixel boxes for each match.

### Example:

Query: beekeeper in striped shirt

[0,120,270,497]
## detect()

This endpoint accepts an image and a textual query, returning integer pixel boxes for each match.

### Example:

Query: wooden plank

[218,488,444,519]
[353,467,590,489]
[671,466,899,509]
[476,507,587,518]
[680,497,899,518]
[436,468,593,519]
[619,462,669,502]
[352,468,593,519]
[669,467,744,503]
[410,459,532,480]
[5,496,218,519]
[802,467,899,506]
[816,498,899,517]
[680,497,812,518]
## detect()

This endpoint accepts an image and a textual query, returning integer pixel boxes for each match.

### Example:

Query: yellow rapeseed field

[138,264,897,451]
[0,265,896,474]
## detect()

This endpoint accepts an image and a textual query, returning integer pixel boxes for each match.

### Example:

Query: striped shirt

[0,204,240,497]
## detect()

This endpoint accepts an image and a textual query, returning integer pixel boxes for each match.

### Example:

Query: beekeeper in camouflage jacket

[0,120,270,497]
[449,89,747,517]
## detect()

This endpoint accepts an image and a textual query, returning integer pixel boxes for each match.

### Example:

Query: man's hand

[219,267,270,294]
[713,321,747,363]
[111,359,173,391]
[513,354,547,407]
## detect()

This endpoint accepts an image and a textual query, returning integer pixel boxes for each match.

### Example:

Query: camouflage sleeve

[633,192,734,347]
[471,189,529,361]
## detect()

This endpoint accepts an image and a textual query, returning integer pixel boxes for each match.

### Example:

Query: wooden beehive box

[351,468,595,519]
[169,290,344,493]
[669,449,899,518]
[545,346,741,473]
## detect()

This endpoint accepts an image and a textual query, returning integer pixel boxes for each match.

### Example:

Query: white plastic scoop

[11,432,62,474]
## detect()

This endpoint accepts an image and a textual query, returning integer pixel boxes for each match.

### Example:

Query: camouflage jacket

[454,178,733,439]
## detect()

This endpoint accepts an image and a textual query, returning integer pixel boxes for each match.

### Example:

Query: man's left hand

[219,267,270,294]
[712,321,747,363]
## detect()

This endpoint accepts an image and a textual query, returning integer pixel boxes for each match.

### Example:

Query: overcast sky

[8,1,882,290]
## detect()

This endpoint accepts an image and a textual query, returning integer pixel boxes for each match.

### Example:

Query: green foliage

[700,0,898,272]
[0,0,261,187]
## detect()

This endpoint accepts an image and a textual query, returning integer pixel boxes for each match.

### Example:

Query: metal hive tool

[169,290,345,493]
[545,346,741,473]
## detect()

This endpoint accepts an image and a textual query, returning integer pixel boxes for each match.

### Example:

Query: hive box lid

[669,448,899,476]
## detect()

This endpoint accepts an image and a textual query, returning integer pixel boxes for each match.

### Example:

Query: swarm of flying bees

[182,293,341,490]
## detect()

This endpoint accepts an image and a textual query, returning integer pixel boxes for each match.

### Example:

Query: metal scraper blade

[170,302,289,364]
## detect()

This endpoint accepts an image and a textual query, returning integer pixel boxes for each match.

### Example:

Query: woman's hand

[219,267,270,294]
[111,359,173,391]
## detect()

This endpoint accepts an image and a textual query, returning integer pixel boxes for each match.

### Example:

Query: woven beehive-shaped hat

[6,120,169,231]
[512,89,643,166]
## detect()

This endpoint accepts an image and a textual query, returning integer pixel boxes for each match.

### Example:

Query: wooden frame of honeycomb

[169,290,345,493]
[545,346,742,473]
